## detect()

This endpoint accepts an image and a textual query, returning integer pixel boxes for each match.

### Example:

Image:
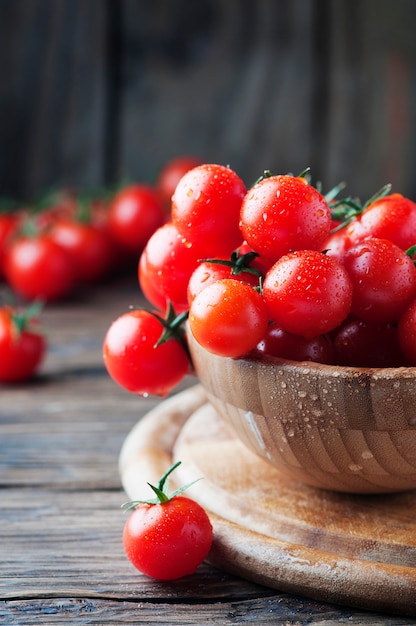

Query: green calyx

[329,183,392,232]
[121,461,201,509]
[200,248,264,292]
[11,300,44,334]
[145,301,190,353]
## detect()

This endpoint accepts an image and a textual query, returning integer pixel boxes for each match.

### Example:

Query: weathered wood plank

[1,488,276,601]
[1,597,409,626]
[0,280,412,622]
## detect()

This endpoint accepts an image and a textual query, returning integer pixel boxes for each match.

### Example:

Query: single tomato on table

[122,462,213,581]
[103,306,190,397]
[0,302,46,383]
[4,233,76,301]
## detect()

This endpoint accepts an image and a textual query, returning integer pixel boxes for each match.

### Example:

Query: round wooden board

[119,385,416,617]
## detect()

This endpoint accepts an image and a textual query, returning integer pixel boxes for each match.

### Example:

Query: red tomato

[4,235,75,301]
[351,193,416,250]
[333,318,405,367]
[239,174,332,263]
[49,219,114,284]
[263,250,353,338]
[332,193,416,253]
[108,184,166,255]
[189,279,269,357]
[123,462,212,581]
[187,251,263,306]
[171,163,246,257]
[342,238,416,323]
[103,309,190,396]
[138,222,201,314]
[398,299,416,365]
[252,322,335,364]
[0,305,46,383]
[0,212,21,279]
[157,156,203,210]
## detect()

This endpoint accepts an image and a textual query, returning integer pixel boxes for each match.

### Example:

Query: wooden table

[0,278,413,625]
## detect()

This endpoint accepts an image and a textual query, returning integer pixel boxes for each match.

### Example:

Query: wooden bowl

[187,329,416,494]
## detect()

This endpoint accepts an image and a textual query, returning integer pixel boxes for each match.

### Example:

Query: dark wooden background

[1,0,416,204]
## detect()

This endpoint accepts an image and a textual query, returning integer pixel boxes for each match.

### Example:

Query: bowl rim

[186,325,416,380]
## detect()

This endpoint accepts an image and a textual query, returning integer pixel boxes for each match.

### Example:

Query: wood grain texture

[120,387,416,616]
[1,0,416,202]
[0,279,413,623]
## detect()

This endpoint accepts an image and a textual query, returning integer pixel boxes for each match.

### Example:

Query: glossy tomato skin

[252,322,335,365]
[263,250,353,338]
[123,496,213,580]
[0,309,46,383]
[103,309,190,396]
[398,299,416,365]
[342,238,416,323]
[346,193,416,251]
[171,164,246,257]
[50,219,115,283]
[333,318,405,367]
[139,222,202,314]
[189,279,269,357]
[4,235,75,301]
[187,258,261,307]
[240,175,332,263]
[0,213,21,279]
[157,156,203,210]
[108,184,166,255]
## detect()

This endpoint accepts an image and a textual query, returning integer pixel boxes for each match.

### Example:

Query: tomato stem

[329,183,392,232]
[199,248,265,292]
[121,461,202,509]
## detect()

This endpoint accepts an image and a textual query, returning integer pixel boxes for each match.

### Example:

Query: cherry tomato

[263,250,353,338]
[345,193,416,251]
[342,238,416,323]
[4,234,76,301]
[325,192,416,258]
[122,462,213,581]
[189,278,269,357]
[138,222,201,314]
[333,318,405,367]
[49,218,114,284]
[108,184,166,255]
[398,299,416,365]
[103,309,190,397]
[171,163,246,257]
[252,322,335,364]
[157,156,203,210]
[0,304,46,383]
[187,250,263,306]
[0,212,21,279]
[239,174,332,263]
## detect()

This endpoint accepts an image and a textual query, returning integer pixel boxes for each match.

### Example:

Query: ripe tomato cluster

[103,163,416,398]
[0,156,202,303]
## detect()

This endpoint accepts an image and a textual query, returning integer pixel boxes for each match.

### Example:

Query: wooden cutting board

[119,385,416,617]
